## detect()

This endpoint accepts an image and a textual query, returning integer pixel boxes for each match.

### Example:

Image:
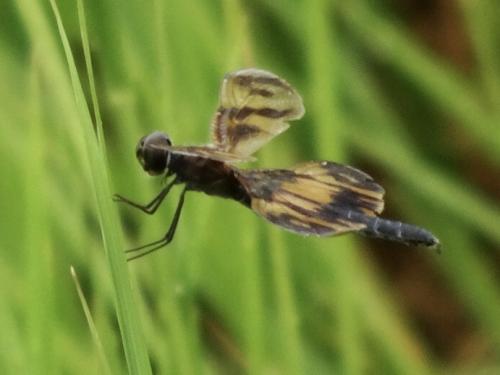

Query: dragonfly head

[136,131,172,176]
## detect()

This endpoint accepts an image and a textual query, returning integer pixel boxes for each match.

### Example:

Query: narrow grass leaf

[49,1,152,373]
[70,266,113,375]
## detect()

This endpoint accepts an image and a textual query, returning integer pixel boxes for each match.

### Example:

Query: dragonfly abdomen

[359,215,439,248]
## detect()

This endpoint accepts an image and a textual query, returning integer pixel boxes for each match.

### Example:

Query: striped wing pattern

[211,68,305,157]
[238,161,385,236]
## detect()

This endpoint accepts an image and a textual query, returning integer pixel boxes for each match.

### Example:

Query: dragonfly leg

[125,187,187,261]
[113,178,177,215]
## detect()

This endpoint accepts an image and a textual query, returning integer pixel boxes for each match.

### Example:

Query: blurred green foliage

[1,0,499,374]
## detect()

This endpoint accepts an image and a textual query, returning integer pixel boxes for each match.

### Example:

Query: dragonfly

[115,68,440,260]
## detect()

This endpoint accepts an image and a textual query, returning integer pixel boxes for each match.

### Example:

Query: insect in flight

[115,68,440,260]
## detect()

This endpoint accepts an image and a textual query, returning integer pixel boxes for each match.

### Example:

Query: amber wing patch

[211,68,305,157]
[238,161,385,236]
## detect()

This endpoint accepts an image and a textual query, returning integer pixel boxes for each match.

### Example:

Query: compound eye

[136,131,172,175]
[135,136,146,165]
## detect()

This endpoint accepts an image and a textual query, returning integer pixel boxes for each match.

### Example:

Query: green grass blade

[70,266,113,375]
[49,1,152,373]
[77,0,104,145]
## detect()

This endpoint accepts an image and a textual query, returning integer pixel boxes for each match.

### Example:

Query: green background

[1,0,499,373]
